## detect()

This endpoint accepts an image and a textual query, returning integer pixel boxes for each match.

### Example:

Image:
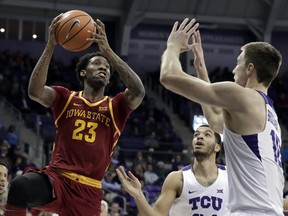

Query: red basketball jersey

[49,86,132,180]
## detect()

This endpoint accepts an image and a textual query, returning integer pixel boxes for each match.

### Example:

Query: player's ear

[80,70,86,77]
[215,143,221,153]
[246,63,255,76]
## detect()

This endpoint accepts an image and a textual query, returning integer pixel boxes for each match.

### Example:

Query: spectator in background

[5,125,20,161]
[112,185,132,213]
[0,145,12,172]
[144,132,159,151]
[0,161,8,216]
[132,151,146,167]
[143,164,159,185]
[171,154,185,171]
[154,161,167,185]
[102,172,121,193]
[5,125,19,152]
[131,163,144,182]
[111,147,125,167]
[109,202,122,216]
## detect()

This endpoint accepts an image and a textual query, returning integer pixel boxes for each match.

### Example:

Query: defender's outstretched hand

[167,18,199,53]
[116,166,142,198]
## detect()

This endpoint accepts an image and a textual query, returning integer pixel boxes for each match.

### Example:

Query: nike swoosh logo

[66,19,81,39]
[188,190,196,194]
[73,102,82,106]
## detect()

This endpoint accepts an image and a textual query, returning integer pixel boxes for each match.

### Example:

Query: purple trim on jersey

[242,134,262,161]
[217,164,226,170]
[256,90,275,111]
[182,164,192,171]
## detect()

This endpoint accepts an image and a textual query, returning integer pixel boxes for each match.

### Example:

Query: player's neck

[192,160,218,187]
[82,86,105,102]
[246,79,268,94]
[192,159,218,179]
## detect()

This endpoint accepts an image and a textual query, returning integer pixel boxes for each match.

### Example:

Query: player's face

[232,51,248,87]
[192,126,218,157]
[0,165,8,194]
[84,56,111,86]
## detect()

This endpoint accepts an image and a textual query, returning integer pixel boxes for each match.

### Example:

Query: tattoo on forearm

[31,49,50,80]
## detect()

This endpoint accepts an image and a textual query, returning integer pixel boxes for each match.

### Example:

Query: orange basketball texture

[56,10,96,52]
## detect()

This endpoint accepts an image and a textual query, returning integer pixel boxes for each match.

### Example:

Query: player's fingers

[95,19,105,33]
[197,30,202,46]
[192,34,196,44]
[50,13,63,29]
[183,18,196,33]
[116,166,127,177]
[171,21,179,33]
[93,21,103,34]
[96,19,106,32]
[178,18,189,30]
[127,171,137,180]
[187,22,199,36]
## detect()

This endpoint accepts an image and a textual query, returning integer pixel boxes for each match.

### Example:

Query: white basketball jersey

[169,164,230,216]
[223,91,284,215]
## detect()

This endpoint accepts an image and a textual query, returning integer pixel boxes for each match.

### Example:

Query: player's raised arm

[89,19,145,110]
[160,18,251,116]
[28,13,63,107]
[192,30,224,133]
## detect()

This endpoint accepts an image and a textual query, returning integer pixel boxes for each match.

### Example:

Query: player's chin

[193,150,207,157]
[88,78,106,87]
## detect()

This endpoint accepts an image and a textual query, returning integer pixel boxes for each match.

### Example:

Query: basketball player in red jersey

[4,14,145,216]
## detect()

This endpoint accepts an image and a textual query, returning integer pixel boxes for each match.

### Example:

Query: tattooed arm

[28,14,62,107]
[91,19,145,110]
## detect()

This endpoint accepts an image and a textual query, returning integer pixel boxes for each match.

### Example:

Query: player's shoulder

[167,169,182,179]
[217,164,228,180]
[51,85,72,94]
[181,164,192,172]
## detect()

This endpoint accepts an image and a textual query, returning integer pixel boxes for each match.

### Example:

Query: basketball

[55,10,96,52]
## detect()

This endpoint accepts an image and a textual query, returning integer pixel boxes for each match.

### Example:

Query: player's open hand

[88,19,110,53]
[116,166,142,198]
[167,18,199,53]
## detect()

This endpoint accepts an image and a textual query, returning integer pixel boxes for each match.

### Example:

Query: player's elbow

[159,72,174,89]
[28,87,42,101]
[137,84,146,99]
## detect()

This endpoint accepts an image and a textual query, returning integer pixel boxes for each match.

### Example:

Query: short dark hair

[198,124,222,159]
[198,124,222,145]
[242,42,282,87]
[75,52,114,86]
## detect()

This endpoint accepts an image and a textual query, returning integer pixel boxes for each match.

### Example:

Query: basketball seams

[56,15,90,45]
[60,17,92,47]
[56,10,95,52]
